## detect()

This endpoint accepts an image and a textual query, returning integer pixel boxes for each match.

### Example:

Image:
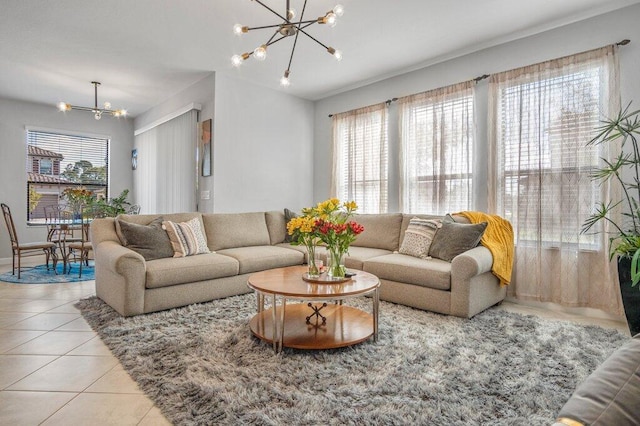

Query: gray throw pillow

[284,208,299,243]
[428,218,487,262]
[117,217,175,261]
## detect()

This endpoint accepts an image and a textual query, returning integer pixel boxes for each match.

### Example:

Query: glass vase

[327,246,347,279]
[306,243,320,278]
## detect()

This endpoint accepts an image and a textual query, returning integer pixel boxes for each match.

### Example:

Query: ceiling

[1,0,638,117]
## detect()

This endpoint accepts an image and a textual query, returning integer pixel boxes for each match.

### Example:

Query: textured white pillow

[162,217,210,257]
[399,218,441,259]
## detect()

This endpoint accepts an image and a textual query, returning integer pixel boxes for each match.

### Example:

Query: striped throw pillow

[162,218,210,257]
[399,217,441,259]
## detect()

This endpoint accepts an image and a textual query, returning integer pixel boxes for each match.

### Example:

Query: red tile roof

[27,145,63,159]
[27,173,69,184]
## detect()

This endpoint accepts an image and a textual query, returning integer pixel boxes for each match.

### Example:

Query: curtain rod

[328,98,397,118]
[327,39,630,118]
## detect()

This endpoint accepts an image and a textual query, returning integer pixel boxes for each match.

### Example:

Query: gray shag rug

[76,294,628,426]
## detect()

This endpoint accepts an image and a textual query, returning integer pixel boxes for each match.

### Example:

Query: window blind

[25,129,109,222]
[331,103,388,213]
[399,81,474,214]
[495,64,603,246]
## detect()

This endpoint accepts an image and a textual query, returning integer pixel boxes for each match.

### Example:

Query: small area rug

[76,294,628,425]
[0,263,94,284]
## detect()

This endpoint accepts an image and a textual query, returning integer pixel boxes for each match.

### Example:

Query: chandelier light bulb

[287,8,296,20]
[327,47,342,61]
[254,45,267,61]
[233,24,245,35]
[94,111,102,120]
[231,54,243,67]
[120,109,127,117]
[57,102,70,112]
[280,71,291,87]
[325,12,337,27]
[103,101,111,109]
[333,4,344,17]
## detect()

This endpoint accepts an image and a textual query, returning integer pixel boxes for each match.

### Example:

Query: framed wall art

[199,119,212,177]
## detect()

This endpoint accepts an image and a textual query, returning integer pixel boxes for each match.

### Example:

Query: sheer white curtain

[399,81,475,214]
[331,103,388,213]
[488,46,622,315]
[133,109,198,214]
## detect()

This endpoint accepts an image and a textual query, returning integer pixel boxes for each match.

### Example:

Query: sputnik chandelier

[231,0,344,87]
[57,81,127,120]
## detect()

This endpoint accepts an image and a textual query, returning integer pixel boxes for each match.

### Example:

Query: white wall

[212,72,315,213]
[313,3,640,210]
[134,72,315,214]
[0,97,134,260]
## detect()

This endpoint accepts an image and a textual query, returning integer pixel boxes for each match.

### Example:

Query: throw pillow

[117,217,175,261]
[162,217,210,257]
[399,217,441,259]
[428,218,488,262]
[284,208,299,243]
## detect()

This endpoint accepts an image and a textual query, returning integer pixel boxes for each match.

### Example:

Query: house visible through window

[26,129,109,222]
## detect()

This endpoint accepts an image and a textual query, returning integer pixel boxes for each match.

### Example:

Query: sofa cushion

[217,246,304,274]
[203,212,271,251]
[265,211,286,245]
[162,217,210,257]
[117,217,174,261]
[115,212,203,245]
[556,334,640,426]
[352,213,403,251]
[363,253,452,290]
[399,218,441,259]
[344,246,393,270]
[429,218,487,262]
[276,242,308,259]
[145,253,239,289]
[283,208,299,243]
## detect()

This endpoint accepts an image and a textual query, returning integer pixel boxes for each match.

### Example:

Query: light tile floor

[0,257,629,425]
[0,257,171,426]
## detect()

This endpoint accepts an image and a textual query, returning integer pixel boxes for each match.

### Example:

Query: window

[331,103,388,213]
[38,158,53,175]
[399,81,474,215]
[26,129,109,222]
[491,53,612,247]
[488,45,621,314]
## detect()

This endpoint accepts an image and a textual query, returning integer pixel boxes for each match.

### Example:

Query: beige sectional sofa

[91,211,506,317]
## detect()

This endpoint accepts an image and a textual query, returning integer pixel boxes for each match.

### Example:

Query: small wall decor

[199,119,212,177]
[131,149,138,170]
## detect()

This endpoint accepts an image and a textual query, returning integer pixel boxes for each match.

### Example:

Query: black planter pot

[617,257,640,336]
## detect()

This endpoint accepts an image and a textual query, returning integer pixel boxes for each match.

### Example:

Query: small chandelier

[57,81,127,120]
[231,0,344,87]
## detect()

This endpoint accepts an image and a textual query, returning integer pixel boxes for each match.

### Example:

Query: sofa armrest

[94,240,147,316]
[451,246,493,279]
[450,246,505,318]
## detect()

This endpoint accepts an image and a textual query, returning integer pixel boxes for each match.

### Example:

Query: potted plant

[92,189,132,217]
[582,104,640,336]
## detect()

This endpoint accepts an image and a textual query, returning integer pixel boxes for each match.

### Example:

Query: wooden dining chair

[1,203,58,279]
[65,205,105,278]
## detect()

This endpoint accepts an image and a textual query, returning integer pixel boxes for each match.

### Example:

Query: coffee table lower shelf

[249,303,374,350]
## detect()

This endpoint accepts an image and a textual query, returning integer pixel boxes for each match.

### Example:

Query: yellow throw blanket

[457,211,514,286]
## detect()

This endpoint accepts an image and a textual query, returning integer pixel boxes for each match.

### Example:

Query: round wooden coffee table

[247,265,380,353]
